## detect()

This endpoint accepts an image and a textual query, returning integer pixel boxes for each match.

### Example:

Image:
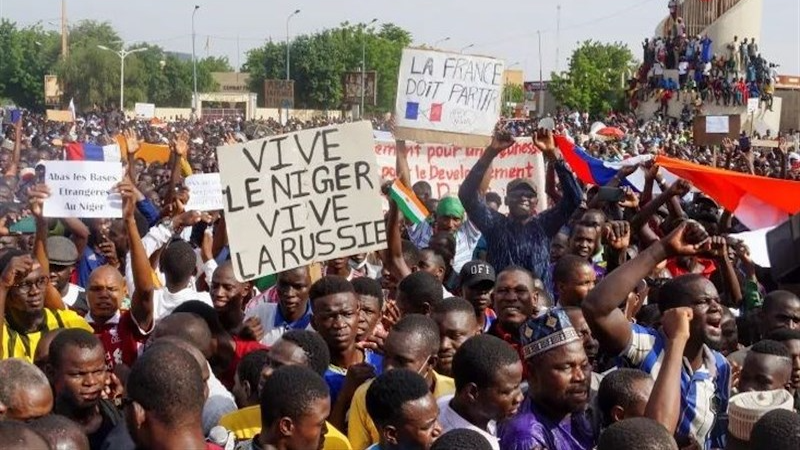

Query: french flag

[555,136,651,189]
[64,143,121,162]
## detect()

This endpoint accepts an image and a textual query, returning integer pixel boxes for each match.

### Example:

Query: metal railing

[678,0,742,37]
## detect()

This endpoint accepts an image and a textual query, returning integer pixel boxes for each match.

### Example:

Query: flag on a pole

[388,180,429,225]
[655,155,800,230]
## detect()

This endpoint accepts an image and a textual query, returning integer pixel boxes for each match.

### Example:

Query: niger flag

[656,156,800,230]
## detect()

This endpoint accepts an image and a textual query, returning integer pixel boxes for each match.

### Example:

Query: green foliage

[0,19,231,109]
[550,40,636,115]
[243,22,411,111]
[0,20,61,109]
[501,84,524,115]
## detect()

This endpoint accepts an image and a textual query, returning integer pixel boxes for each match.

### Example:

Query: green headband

[436,196,465,219]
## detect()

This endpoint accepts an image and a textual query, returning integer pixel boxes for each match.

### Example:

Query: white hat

[728,389,794,441]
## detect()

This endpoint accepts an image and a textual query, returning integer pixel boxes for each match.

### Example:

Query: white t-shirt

[678,61,689,75]
[244,302,314,346]
[62,283,85,307]
[437,395,500,450]
[152,284,213,321]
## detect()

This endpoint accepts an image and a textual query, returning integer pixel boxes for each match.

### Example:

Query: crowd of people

[627,1,778,115]
[0,101,798,450]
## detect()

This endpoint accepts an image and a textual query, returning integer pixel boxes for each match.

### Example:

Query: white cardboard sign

[42,161,123,218]
[394,48,504,141]
[217,121,387,282]
[184,173,224,211]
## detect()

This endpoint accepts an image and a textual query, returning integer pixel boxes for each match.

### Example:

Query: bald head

[0,359,53,421]
[0,420,50,450]
[152,313,213,358]
[29,414,90,450]
[88,264,125,286]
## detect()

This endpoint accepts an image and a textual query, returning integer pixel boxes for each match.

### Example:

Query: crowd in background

[0,103,798,450]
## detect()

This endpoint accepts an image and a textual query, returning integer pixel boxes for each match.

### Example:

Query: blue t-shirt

[324,350,383,404]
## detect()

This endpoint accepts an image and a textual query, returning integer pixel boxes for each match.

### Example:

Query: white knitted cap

[728,389,794,441]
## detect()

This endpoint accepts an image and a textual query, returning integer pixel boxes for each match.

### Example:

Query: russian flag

[555,136,651,189]
[655,155,800,230]
[64,143,121,162]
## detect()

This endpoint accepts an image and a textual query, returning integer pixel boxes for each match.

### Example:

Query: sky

[5,0,800,79]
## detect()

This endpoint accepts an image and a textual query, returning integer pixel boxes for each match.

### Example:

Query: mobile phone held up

[595,186,625,203]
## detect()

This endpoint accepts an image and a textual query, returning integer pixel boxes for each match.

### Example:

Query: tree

[0,20,61,109]
[549,40,636,115]
[243,22,411,111]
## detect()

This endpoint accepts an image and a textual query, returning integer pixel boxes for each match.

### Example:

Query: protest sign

[184,173,224,211]
[263,80,295,109]
[394,48,504,147]
[41,161,123,218]
[372,136,546,213]
[134,103,156,119]
[217,121,386,282]
[46,110,73,122]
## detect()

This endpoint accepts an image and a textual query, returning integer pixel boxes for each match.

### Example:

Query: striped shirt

[408,220,482,273]
[458,159,583,288]
[625,324,730,449]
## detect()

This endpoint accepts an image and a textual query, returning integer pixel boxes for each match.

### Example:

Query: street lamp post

[286,9,300,81]
[192,5,200,115]
[460,43,474,53]
[433,37,450,48]
[361,18,377,119]
[97,45,147,112]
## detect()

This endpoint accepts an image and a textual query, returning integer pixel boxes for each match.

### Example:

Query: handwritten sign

[184,173,224,211]
[263,80,295,109]
[42,161,123,218]
[217,121,387,282]
[394,48,504,147]
[373,137,546,213]
[134,103,156,119]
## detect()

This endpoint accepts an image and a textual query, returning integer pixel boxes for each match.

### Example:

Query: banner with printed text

[394,48,504,147]
[217,121,387,282]
[373,136,546,213]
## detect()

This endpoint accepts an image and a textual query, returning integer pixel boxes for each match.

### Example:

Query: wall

[132,108,342,122]
[253,108,343,121]
[776,89,800,132]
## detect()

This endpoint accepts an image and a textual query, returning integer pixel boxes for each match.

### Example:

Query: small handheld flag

[388,180,429,225]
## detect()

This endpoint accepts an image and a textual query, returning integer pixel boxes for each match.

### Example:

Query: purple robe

[498,397,596,450]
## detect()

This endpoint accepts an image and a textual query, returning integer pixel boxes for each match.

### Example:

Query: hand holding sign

[217,121,387,281]
[27,184,50,220]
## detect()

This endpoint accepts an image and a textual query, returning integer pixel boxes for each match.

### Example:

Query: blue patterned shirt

[458,158,582,287]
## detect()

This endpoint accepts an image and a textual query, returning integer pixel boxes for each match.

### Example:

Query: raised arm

[645,307,691,434]
[709,236,743,307]
[385,196,413,281]
[582,221,709,355]
[537,130,583,237]
[630,179,691,233]
[0,255,35,358]
[458,129,513,232]
[4,115,22,179]
[118,178,154,332]
[28,184,65,310]
[396,139,412,191]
